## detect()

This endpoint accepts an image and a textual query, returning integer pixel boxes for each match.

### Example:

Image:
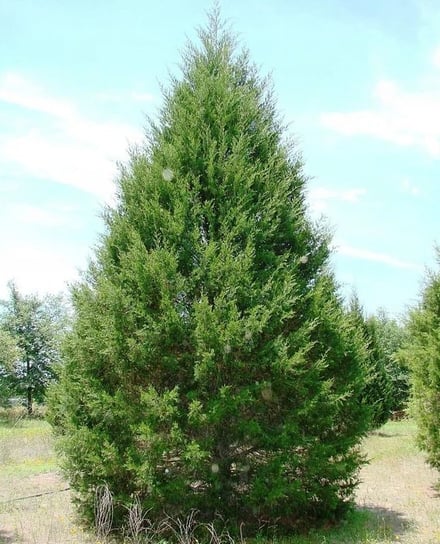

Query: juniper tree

[398,250,440,469]
[50,13,370,533]
[347,294,393,428]
[368,310,409,413]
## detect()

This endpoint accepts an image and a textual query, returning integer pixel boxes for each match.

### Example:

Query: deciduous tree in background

[50,12,370,533]
[0,283,68,414]
[0,328,22,406]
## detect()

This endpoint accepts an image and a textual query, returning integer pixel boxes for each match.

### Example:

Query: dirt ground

[1,419,440,543]
[0,472,93,544]
[356,421,440,543]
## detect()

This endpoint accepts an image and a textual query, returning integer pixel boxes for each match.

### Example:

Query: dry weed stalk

[94,484,113,538]
[124,497,159,544]
[160,509,202,544]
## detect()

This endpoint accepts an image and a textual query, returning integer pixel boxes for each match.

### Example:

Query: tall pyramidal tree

[398,250,440,470]
[50,12,370,532]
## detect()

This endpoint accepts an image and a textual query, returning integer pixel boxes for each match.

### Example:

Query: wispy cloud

[308,187,366,213]
[320,52,440,157]
[335,242,423,271]
[130,91,155,103]
[401,178,421,196]
[0,72,74,118]
[96,90,155,103]
[10,203,82,228]
[0,72,144,202]
[0,243,82,299]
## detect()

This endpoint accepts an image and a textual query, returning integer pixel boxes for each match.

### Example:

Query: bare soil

[356,420,440,543]
[1,419,440,543]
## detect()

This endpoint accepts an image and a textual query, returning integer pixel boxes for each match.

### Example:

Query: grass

[0,415,439,543]
[0,417,56,481]
[0,411,95,544]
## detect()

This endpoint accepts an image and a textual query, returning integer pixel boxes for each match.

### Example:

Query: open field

[0,416,439,543]
[0,415,94,544]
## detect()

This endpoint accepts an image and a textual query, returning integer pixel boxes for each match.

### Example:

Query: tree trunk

[26,357,32,415]
[27,386,32,415]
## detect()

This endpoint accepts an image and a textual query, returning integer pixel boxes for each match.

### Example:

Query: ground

[0,417,439,543]
[356,420,440,543]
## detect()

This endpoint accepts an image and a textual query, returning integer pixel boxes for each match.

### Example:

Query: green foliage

[367,310,409,412]
[0,329,22,405]
[0,282,68,414]
[49,12,370,533]
[398,250,440,469]
[347,295,393,429]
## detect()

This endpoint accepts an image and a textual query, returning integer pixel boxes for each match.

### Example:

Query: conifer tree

[367,310,409,413]
[50,12,370,532]
[347,294,392,428]
[398,250,440,469]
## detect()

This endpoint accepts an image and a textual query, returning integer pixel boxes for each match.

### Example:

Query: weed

[94,484,114,539]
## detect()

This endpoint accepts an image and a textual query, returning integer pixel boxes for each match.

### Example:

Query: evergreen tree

[398,250,440,469]
[347,295,393,429]
[50,13,370,532]
[368,310,409,413]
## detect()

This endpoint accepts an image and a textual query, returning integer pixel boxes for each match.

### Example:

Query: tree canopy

[0,283,68,413]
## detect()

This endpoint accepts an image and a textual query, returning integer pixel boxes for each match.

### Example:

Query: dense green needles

[49,12,371,535]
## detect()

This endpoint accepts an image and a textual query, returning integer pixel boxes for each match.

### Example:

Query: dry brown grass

[356,419,440,544]
[0,417,95,544]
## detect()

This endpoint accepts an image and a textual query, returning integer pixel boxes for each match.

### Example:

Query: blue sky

[1,0,439,318]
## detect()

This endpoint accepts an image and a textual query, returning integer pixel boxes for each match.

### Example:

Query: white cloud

[0,130,117,201]
[0,72,144,202]
[130,91,155,103]
[335,242,423,271]
[96,90,155,103]
[320,52,440,157]
[0,244,82,299]
[11,203,82,228]
[0,72,75,118]
[308,187,366,213]
[401,178,420,196]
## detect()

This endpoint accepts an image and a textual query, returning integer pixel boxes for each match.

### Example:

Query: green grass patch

[0,418,56,475]
[364,419,418,461]
[270,508,402,544]
[0,458,57,477]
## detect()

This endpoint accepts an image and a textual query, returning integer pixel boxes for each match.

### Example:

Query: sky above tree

[1,0,439,317]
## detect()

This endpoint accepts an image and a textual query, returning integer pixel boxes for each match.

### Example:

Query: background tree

[0,329,22,406]
[398,250,440,469]
[0,283,68,414]
[50,12,370,533]
[347,294,393,429]
[367,309,409,413]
